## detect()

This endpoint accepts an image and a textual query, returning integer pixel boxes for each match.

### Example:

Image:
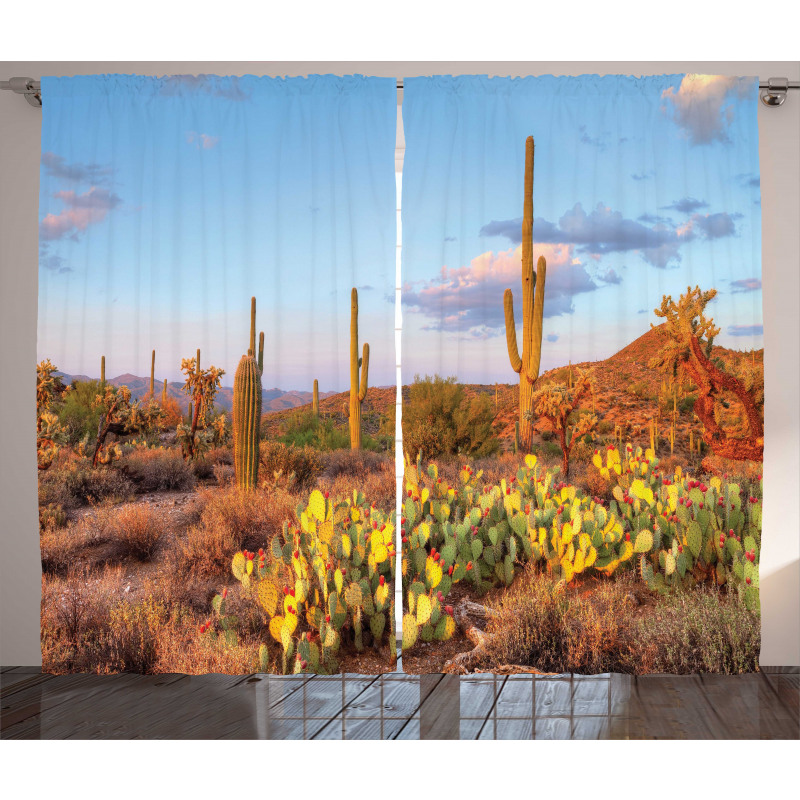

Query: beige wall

[1,61,798,666]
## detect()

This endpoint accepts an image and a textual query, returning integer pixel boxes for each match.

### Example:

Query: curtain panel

[37,74,398,675]
[399,75,763,674]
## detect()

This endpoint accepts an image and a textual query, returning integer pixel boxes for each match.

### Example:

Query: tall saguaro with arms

[348,287,369,449]
[504,136,546,453]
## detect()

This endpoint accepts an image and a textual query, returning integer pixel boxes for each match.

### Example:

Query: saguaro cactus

[504,136,547,453]
[258,331,265,375]
[100,355,106,387]
[348,288,369,449]
[233,353,261,488]
[162,378,168,405]
[150,349,156,397]
[233,298,263,488]
[312,379,319,417]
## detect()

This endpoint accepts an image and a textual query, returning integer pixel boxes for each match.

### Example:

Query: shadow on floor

[2,667,797,739]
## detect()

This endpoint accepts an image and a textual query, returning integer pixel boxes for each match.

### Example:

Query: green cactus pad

[633,530,653,553]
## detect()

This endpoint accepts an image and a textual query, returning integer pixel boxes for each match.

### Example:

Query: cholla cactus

[651,287,763,461]
[36,360,69,470]
[178,350,225,460]
[91,383,135,467]
[526,372,597,479]
[504,136,547,453]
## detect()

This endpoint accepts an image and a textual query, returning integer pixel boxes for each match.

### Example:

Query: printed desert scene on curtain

[36,75,398,675]
[400,76,763,674]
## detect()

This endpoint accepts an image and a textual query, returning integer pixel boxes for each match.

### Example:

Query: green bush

[278,409,387,452]
[58,380,103,443]
[402,375,499,460]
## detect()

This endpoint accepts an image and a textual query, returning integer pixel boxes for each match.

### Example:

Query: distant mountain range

[55,372,338,414]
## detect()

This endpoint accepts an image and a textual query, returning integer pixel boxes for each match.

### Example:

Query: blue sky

[401,74,763,384]
[38,74,397,392]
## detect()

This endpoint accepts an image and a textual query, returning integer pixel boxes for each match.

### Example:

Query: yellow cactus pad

[417,522,431,544]
[375,583,389,608]
[373,544,389,563]
[416,594,432,626]
[402,614,418,650]
[308,489,326,521]
[269,615,285,642]
[257,582,278,615]
[425,558,443,588]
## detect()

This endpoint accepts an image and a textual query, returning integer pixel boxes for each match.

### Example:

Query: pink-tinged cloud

[730,277,762,293]
[661,75,752,145]
[186,131,220,149]
[40,186,121,241]
[403,243,597,338]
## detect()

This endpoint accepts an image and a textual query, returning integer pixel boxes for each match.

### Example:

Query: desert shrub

[319,460,397,513]
[182,522,242,579]
[183,485,295,576]
[40,565,121,673]
[678,395,696,415]
[160,395,184,429]
[481,564,760,674]
[570,440,593,465]
[259,441,323,489]
[631,588,760,674]
[581,463,612,500]
[104,596,169,672]
[120,447,196,493]
[213,463,235,486]
[402,375,499,460]
[313,421,352,451]
[596,419,614,435]
[40,525,81,575]
[539,429,555,442]
[532,441,562,460]
[40,463,135,508]
[279,409,321,448]
[629,381,651,400]
[321,449,389,480]
[58,379,103,443]
[206,446,233,466]
[191,457,216,480]
[39,503,67,532]
[482,565,633,674]
[109,504,166,560]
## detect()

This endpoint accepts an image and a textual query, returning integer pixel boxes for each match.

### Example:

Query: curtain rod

[3,76,799,108]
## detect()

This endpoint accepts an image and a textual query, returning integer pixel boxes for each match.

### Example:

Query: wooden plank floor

[1,667,797,739]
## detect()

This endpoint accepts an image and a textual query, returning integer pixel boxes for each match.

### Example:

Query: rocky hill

[403,324,763,456]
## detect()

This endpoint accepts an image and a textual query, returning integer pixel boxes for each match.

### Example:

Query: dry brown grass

[41,565,262,675]
[182,485,296,577]
[319,460,396,512]
[39,461,135,509]
[110,504,166,560]
[580,462,613,502]
[321,449,389,479]
[120,447,196,493]
[481,563,760,674]
[259,441,323,489]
